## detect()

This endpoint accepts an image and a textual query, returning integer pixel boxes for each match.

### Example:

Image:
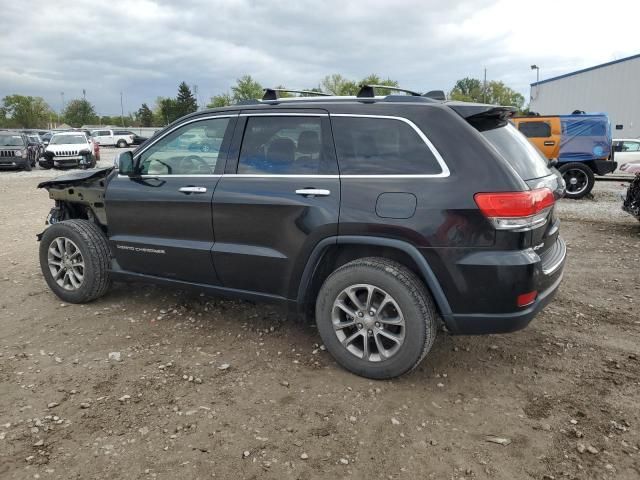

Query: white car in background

[40,132,96,169]
[91,129,135,148]
[613,139,640,169]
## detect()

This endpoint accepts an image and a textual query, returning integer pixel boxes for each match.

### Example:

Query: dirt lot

[1,156,639,479]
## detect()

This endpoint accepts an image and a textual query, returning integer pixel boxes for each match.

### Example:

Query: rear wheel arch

[296,236,453,324]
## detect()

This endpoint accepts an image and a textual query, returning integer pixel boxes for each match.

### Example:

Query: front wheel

[558,162,595,199]
[116,140,127,148]
[23,159,32,171]
[315,258,437,379]
[39,220,111,303]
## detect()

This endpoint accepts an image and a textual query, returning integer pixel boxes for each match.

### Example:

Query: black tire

[23,158,32,171]
[558,162,594,199]
[39,162,52,170]
[116,140,127,148]
[315,257,437,379]
[39,220,111,303]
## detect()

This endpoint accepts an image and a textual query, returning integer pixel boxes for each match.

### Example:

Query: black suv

[36,87,566,379]
[0,131,34,170]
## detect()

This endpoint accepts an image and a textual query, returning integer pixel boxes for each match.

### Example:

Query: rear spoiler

[447,102,517,120]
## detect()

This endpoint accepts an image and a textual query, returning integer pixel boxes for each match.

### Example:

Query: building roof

[531,53,640,87]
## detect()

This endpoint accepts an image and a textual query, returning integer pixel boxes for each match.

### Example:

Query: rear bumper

[442,237,566,335]
[592,159,618,175]
[447,270,563,334]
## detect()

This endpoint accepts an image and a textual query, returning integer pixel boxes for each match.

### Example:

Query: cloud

[1,0,638,115]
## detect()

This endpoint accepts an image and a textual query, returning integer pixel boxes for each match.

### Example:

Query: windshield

[482,123,551,180]
[50,135,87,145]
[0,134,24,146]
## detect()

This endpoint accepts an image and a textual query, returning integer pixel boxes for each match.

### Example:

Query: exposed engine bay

[37,167,113,227]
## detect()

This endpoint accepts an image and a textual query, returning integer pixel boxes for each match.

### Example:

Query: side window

[237,116,334,175]
[332,116,442,175]
[622,141,640,152]
[517,121,551,138]
[95,130,110,136]
[138,117,231,175]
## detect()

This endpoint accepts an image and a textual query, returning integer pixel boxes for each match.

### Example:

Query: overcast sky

[1,0,639,115]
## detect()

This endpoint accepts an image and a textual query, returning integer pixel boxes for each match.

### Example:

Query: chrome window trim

[239,113,329,117]
[133,114,239,160]
[330,113,450,178]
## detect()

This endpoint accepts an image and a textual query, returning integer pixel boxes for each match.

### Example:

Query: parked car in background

[613,139,640,168]
[0,131,33,170]
[91,129,135,148]
[622,173,640,221]
[40,132,53,146]
[40,132,96,169]
[514,113,616,199]
[35,87,566,379]
[620,160,640,174]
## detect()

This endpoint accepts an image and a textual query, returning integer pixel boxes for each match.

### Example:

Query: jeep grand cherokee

[36,86,566,379]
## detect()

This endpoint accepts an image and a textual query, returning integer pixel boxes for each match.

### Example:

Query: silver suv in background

[91,129,135,148]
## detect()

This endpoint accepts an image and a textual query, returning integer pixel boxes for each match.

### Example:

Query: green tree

[449,77,525,109]
[175,81,198,118]
[321,74,359,96]
[63,99,97,127]
[231,75,263,101]
[137,103,153,127]
[449,77,483,102]
[485,81,525,110]
[1,95,54,128]
[158,97,180,124]
[207,92,233,108]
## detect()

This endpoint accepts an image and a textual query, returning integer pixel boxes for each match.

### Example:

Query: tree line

[0,75,526,129]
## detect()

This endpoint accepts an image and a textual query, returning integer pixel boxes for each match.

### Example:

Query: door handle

[179,186,207,194]
[295,188,330,197]
[544,141,555,146]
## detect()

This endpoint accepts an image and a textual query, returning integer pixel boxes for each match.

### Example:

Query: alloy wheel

[331,284,406,362]
[47,237,85,291]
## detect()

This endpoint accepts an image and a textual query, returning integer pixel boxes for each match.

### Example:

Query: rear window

[518,121,551,138]
[332,117,442,175]
[482,124,551,180]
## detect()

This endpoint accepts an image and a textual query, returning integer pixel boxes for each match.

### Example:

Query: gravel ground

[0,170,639,480]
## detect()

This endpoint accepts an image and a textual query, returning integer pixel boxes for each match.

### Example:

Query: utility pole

[483,68,487,103]
[120,91,125,127]
[60,92,65,116]
[82,89,86,101]
[193,84,199,111]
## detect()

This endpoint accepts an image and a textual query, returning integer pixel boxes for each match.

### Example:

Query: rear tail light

[474,188,555,231]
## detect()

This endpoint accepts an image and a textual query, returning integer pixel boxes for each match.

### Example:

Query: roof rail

[356,84,422,98]
[262,88,331,101]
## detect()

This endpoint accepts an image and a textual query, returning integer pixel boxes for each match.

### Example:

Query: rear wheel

[315,257,437,379]
[559,162,594,199]
[39,220,111,303]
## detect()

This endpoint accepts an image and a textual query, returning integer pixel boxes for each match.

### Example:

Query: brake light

[474,188,555,231]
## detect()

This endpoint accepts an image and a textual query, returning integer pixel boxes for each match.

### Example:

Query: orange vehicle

[512,116,561,159]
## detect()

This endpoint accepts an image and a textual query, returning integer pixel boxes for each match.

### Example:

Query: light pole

[530,65,540,103]
[530,64,540,83]
[120,91,125,127]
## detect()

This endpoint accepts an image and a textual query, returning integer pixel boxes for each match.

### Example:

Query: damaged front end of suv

[622,174,640,222]
[37,167,112,230]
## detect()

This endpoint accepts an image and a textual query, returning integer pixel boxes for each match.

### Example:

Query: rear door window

[482,124,551,180]
[332,116,443,175]
[237,116,335,175]
[517,121,551,138]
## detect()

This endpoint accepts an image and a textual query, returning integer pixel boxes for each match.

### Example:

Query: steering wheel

[178,155,211,174]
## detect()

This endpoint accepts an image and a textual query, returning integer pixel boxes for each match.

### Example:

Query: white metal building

[530,53,640,138]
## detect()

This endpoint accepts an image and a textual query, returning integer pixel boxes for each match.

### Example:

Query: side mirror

[116,151,135,175]
[548,159,559,169]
